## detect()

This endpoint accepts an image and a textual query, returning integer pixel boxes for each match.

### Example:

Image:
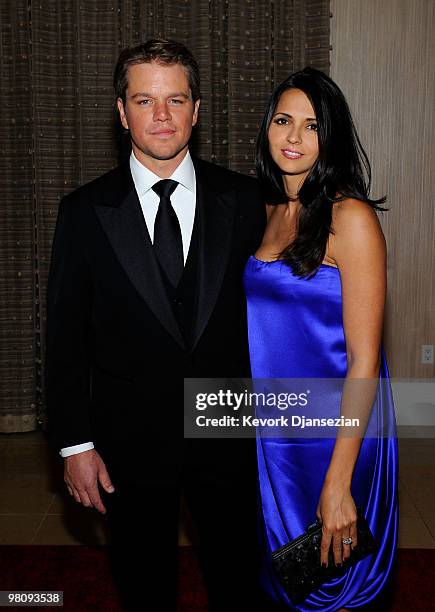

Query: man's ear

[192,98,200,127]
[117,98,129,130]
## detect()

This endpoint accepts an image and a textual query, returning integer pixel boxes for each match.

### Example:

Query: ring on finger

[342,537,352,545]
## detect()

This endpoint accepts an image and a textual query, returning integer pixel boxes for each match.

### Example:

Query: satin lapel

[192,166,236,350]
[93,167,186,349]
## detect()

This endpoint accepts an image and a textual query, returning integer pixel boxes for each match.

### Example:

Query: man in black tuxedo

[46,39,266,611]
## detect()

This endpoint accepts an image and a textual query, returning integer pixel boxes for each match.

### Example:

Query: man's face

[117,61,200,171]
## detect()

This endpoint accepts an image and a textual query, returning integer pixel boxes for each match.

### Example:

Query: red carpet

[0,546,433,611]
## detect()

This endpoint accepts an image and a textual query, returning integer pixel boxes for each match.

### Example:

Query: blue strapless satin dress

[244,255,398,611]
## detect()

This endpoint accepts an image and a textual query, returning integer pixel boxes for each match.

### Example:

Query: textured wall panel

[330,0,435,377]
[0,1,37,431]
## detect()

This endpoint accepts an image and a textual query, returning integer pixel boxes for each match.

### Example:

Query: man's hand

[64,449,115,514]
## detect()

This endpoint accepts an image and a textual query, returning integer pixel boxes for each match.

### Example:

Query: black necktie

[152,179,183,286]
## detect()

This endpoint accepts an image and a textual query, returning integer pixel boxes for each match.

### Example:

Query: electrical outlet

[421,345,434,364]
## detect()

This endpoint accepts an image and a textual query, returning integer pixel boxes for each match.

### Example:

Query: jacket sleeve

[45,196,94,450]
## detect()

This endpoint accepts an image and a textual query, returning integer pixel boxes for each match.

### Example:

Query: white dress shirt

[60,150,197,458]
[130,149,196,261]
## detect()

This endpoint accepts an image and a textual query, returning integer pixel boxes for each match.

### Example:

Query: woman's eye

[274,117,288,125]
[307,123,318,131]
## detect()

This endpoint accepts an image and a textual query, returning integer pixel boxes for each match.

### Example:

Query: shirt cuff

[60,442,94,457]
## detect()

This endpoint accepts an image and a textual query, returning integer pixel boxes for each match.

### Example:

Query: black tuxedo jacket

[46,156,265,476]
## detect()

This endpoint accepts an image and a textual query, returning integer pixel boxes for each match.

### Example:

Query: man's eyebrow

[273,111,317,121]
[130,92,190,99]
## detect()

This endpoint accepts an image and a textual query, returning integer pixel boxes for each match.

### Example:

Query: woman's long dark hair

[255,67,386,277]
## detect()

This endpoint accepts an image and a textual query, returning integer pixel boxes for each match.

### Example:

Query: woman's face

[268,88,319,190]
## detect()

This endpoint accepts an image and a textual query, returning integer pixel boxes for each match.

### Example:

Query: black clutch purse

[271,509,377,605]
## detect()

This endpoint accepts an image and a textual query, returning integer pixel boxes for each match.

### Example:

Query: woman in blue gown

[244,68,398,610]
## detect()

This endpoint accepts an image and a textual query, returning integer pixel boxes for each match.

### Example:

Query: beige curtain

[0,0,330,432]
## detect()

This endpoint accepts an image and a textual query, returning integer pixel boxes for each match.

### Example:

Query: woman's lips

[282,149,303,159]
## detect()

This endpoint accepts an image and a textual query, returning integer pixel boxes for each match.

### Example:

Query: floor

[0,431,434,547]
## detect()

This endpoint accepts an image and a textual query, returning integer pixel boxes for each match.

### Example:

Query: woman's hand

[316,479,357,566]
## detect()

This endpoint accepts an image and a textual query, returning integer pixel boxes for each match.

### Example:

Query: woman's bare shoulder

[329,198,385,262]
[333,197,380,225]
